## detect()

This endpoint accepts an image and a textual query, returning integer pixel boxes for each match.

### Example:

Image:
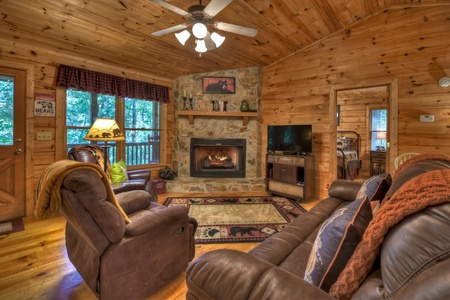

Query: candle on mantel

[183,90,186,97]
[190,93,193,98]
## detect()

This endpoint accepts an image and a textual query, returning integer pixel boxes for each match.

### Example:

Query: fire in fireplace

[190,138,246,178]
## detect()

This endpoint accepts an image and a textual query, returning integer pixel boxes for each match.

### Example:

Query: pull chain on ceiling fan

[150,0,258,53]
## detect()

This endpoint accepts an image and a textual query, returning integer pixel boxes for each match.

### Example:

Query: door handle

[15,138,23,144]
[14,149,23,154]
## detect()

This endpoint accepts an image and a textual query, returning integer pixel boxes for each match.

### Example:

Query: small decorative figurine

[240,99,249,112]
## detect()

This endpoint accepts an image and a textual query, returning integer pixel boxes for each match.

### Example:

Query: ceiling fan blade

[152,24,189,36]
[204,33,217,51]
[149,0,190,16]
[214,22,258,37]
[204,0,233,17]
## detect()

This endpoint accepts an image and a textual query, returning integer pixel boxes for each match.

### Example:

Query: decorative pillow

[304,196,373,292]
[356,173,392,203]
[110,159,129,183]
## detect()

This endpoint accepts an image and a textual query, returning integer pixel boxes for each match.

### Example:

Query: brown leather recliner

[68,145,156,198]
[59,168,198,299]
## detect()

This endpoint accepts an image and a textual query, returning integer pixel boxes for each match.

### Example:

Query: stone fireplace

[168,66,265,193]
[190,138,246,178]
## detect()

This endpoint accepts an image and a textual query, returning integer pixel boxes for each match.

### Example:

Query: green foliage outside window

[0,76,14,146]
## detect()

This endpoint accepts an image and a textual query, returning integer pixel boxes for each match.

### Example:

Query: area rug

[0,218,25,235]
[164,196,306,244]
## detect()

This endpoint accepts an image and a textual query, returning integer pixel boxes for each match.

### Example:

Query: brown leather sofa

[68,145,156,198]
[186,155,450,299]
[59,168,198,299]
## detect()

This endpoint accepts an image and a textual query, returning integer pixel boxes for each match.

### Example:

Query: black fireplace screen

[190,138,246,178]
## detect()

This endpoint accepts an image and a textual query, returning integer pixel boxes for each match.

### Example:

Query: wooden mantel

[177,111,259,125]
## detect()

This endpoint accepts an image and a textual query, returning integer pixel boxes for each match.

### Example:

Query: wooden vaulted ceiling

[0,0,445,80]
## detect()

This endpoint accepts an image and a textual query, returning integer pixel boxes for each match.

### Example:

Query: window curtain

[55,64,170,103]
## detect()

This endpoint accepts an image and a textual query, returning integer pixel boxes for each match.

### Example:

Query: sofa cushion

[304,196,373,292]
[356,173,392,203]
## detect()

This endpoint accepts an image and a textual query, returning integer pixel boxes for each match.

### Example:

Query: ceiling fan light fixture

[195,39,208,53]
[175,30,191,45]
[439,77,450,87]
[192,22,208,39]
[210,32,225,47]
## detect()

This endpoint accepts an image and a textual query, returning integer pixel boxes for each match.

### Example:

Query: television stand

[266,153,313,201]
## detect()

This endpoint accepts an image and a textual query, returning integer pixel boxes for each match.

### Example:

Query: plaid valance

[55,64,170,103]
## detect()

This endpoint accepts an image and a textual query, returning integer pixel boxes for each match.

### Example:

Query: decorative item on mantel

[240,99,249,112]
[182,91,194,110]
[212,100,227,111]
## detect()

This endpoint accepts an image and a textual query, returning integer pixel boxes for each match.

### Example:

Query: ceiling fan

[150,0,258,52]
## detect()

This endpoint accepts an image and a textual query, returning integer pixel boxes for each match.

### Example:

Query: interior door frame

[0,59,35,217]
[329,78,398,184]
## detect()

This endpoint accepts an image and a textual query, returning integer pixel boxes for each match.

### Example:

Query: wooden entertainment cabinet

[266,153,313,201]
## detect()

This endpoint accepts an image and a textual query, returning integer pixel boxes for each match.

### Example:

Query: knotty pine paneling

[262,5,450,200]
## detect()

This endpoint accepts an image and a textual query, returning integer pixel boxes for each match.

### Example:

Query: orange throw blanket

[35,160,131,223]
[329,164,450,299]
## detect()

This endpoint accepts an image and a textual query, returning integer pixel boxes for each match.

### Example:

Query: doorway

[337,86,388,181]
[0,67,26,221]
[329,78,398,184]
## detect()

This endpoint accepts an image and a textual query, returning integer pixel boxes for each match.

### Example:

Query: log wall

[262,6,450,200]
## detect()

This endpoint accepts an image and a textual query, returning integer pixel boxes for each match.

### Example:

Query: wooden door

[0,67,26,221]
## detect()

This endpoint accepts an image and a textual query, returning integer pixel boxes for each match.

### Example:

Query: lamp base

[102,142,110,173]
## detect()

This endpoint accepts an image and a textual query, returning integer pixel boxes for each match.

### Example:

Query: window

[124,97,160,165]
[0,75,14,145]
[65,89,161,166]
[370,109,387,151]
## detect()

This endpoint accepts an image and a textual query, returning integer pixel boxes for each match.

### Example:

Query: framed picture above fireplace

[202,77,235,94]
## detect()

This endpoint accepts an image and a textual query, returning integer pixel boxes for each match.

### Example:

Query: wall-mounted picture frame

[202,76,236,94]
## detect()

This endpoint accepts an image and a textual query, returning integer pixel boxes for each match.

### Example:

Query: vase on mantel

[240,99,249,112]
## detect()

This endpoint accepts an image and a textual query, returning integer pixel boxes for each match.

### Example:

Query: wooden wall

[0,40,174,217]
[262,6,450,200]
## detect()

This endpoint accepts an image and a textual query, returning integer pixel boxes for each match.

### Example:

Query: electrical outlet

[37,132,52,140]
[419,115,434,122]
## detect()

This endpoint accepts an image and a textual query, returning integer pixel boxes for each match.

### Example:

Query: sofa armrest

[127,169,150,181]
[125,170,158,201]
[328,179,363,201]
[125,205,189,236]
[186,249,333,300]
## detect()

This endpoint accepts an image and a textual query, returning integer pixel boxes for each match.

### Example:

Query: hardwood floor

[0,192,319,300]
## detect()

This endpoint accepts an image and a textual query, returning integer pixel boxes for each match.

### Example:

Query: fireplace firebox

[190,138,246,178]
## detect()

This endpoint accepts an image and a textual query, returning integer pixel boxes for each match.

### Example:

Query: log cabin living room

[1,0,449,299]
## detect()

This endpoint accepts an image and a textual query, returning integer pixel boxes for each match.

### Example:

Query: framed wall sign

[34,92,56,116]
[202,76,235,94]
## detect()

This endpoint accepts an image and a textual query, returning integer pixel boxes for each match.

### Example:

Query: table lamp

[84,118,125,172]
[376,131,387,151]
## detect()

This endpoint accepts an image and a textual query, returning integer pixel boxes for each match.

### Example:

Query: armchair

[57,167,197,299]
[68,145,156,199]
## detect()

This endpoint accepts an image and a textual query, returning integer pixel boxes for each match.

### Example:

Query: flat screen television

[267,124,312,155]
